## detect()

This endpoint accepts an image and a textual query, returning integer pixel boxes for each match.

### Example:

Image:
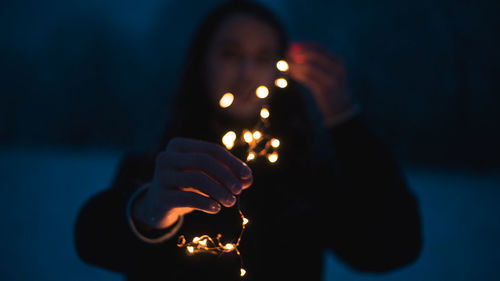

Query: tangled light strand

[177,60,289,277]
[220,59,288,164]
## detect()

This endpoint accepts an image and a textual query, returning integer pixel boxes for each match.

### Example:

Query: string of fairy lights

[177,59,289,277]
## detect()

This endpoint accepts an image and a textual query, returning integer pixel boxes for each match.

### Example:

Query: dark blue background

[1,0,499,280]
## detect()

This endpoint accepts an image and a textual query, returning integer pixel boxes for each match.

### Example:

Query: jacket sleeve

[73,153,182,274]
[319,114,422,272]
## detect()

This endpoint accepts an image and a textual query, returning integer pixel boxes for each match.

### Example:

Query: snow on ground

[0,147,499,281]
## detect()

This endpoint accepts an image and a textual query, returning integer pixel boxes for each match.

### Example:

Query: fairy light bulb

[276,60,289,72]
[224,243,235,251]
[187,246,194,254]
[219,92,234,108]
[252,131,262,140]
[243,217,249,225]
[243,130,253,143]
[247,152,256,161]
[271,138,280,148]
[240,268,247,277]
[222,131,236,150]
[260,107,270,119]
[255,86,269,99]
[275,78,288,88]
[267,152,278,163]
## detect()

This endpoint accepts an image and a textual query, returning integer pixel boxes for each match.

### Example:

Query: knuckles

[166,137,185,151]
[197,154,218,169]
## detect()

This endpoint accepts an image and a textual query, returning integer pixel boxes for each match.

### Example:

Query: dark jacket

[74,115,422,281]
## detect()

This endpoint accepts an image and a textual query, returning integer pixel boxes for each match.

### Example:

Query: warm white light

[271,138,280,148]
[255,86,269,99]
[267,152,278,163]
[183,66,288,277]
[222,131,236,150]
[247,152,256,161]
[276,60,289,72]
[243,130,253,143]
[252,131,262,140]
[219,92,234,108]
[260,107,270,119]
[275,78,288,88]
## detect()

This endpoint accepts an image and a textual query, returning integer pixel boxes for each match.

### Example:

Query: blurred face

[204,14,280,122]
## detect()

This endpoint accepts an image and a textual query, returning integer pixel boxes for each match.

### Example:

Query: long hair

[158,1,317,165]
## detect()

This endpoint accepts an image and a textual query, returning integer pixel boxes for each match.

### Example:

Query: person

[74,1,422,280]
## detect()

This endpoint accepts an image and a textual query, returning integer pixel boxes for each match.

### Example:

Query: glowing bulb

[222,131,236,150]
[252,131,262,140]
[268,152,278,163]
[271,138,280,148]
[193,237,200,243]
[199,239,207,246]
[240,268,247,277]
[275,78,288,88]
[187,246,194,254]
[260,107,270,119]
[224,243,234,251]
[247,152,256,161]
[243,217,249,225]
[243,130,253,143]
[219,92,234,108]
[255,86,269,99]
[276,60,289,72]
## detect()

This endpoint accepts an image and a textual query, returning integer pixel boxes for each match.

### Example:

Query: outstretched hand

[132,137,253,229]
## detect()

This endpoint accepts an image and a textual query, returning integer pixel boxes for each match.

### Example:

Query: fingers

[175,152,243,195]
[153,138,254,214]
[241,176,253,190]
[289,50,337,75]
[181,170,236,207]
[289,42,342,65]
[286,42,348,101]
[290,62,336,91]
[167,137,253,180]
[159,166,236,207]
[287,42,345,79]
[169,190,222,214]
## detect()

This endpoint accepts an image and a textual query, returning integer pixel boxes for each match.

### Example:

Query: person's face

[205,14,280,122]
